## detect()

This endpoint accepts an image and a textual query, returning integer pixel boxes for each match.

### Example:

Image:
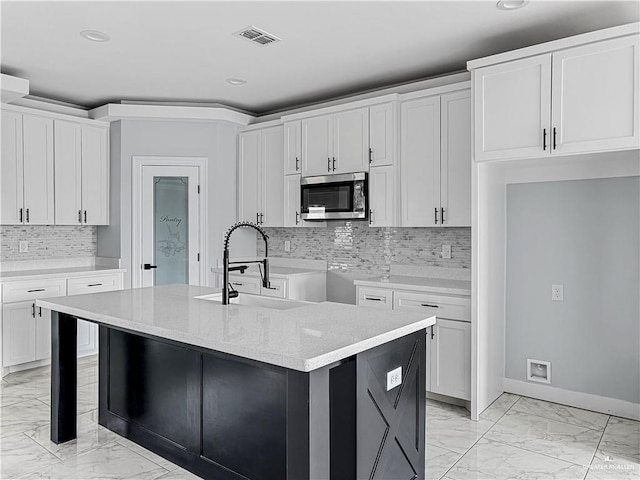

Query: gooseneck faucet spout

[222,222,270,305]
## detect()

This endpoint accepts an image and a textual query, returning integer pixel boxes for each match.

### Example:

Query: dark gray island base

[50,311,425,480]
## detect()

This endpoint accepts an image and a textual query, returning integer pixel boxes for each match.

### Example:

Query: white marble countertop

[0,266,126,282]
[354,275,471,296]
[211,265,326,278]
[37,284,435,372]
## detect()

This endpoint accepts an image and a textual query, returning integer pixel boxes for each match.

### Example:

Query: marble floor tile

[585,450,640,480]
[426,399,471,419]
[0,398,50,440]
[479,393,520,423]
[17,442,171,480]
[0,432,61,479]
[426,443,463,480]
[3,365,51,385]
[116,436,180,472]
[598,417,640,462]
[24,409,120,461]
[0,378,51,408]
[484,410,603,466]
[443,438,588,480]
[152,466,203,479]
[427,405,494,454]
[38,381,98,415]
[511,396,609,431]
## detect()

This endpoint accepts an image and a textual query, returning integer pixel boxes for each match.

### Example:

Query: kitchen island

[37,284,435,480]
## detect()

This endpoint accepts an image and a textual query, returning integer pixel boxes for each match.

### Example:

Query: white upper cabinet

[473,54,551,162]
[552,35,639,155]
[333,108,369,174]
[22,114,54,225]
[1,110,24,225]
[441,90,472,227]
[284,120,301,175]
[284,174,301,227]
[54,122,109,225]
[369,103,396,167]
[302,115,333,176]
[301,107,369,176]
[238,126,284,226]
[261,126,284,227]
[81,125,109,225]
[238,130,261,224]
[473,33,639,161]
[400,96,441,227]
[369,165,394,227]
[54,121,82,224]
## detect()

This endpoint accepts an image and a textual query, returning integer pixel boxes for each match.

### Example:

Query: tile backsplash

[1,226,97,261]
[258,222,471,276]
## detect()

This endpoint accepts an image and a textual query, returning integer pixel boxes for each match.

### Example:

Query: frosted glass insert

[154,177,188,285]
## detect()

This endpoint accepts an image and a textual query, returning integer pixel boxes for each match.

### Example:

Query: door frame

[132,156,208,289]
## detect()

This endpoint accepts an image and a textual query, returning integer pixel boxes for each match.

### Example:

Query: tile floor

[0,357,638,480]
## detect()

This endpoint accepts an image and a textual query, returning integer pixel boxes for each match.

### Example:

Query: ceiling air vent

[234,26,281,46]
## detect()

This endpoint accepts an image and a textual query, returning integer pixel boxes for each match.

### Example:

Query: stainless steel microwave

[300,172,368,221]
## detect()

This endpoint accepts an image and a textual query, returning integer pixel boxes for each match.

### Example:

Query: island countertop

[37,284,435,372]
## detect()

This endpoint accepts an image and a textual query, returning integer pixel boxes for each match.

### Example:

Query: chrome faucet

[222,222,270,305]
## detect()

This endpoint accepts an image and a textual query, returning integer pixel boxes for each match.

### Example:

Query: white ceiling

[1,1,638,115]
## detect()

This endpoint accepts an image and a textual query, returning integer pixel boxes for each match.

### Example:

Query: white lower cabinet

[356,284,471,401]
[1,270,123,373]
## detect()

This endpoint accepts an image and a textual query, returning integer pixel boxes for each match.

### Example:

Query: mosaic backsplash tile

[1,226,97,261]
[258,222,471,275]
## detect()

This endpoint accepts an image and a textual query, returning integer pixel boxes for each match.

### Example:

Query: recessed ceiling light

[80,30,110,42]
[225,78,247,86]
[496,0,529,10]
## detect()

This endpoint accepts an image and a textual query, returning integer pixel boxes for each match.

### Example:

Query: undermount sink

[195,293,309,311]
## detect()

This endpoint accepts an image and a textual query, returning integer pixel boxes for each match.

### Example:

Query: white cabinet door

[2,301,36,367]
[474,54,552,162]
[302,115,333,177]
[441,90,471,227]
[54,120,83,225]
[81,125,109,225]
[261,126,284,227]
[430,318,471,401]
[400,96,441,226]
[369,166,394,227]
[22,114,54,225]
[238,130,261,223]
[77,320,97,357]
[35,306,51,361]
[284,174,302,227]
[552,35,640,155]
[369,103,395,167]
[284,121,301,175]
[1,110,24,225]
[333,108,369,174]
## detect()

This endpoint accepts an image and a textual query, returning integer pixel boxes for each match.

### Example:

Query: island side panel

[50,311,77,444]
[356,330,426,480]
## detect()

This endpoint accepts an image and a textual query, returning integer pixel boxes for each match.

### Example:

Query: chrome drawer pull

[27,288,45,293]
[365,296,383,301]
[421,303,440,308]
[87,283,103,287]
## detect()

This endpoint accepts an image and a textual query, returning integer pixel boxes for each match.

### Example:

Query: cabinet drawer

[228,274,262,295]
[357,287,393,309]
[68,273,122,295]
[2,278,67,303]
[393,291,470,321]
[261,278,286,299]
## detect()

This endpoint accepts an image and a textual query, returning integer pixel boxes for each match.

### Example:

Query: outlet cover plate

[284,240,291,252]
[19,241,29,253]
[386,366,402,391]
[442,244,452,259]
[551,284,564,301]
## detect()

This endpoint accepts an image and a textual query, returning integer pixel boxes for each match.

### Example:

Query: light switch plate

[386,366,402,391]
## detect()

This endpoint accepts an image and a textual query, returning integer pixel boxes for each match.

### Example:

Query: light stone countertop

[37,284,435,372]
[354,275,471,296]
[211,265,326,278]
[0,266,127,282]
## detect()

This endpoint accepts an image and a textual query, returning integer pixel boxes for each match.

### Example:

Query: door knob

[143,264,158,270]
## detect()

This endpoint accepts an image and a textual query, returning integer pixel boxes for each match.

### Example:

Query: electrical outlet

[386,366,402,391]
[284,240,291,252]
[442,244,452,259]
[551,284,564,301]
[19,241,29,253]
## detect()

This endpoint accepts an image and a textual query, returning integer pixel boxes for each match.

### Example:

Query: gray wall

[97,119,254,288]
[506,176,640,404]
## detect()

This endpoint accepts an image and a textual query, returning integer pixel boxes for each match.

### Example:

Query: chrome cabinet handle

[332,157,336,172]
[31,303,35,318]
[231,282,243,286]
[26,208,30,223]
[87,283,103,287]
[78,210,82,223]
[434,207,438,224]
[295,211,299,225]
[553,127,557,150]
[369,209,373,225]
[543,128,547,151]
[28,288,45,292]
[39,307,42,317]
[19,208,23,223]
[421,303,440,308]
[369,148,373,163]
[295,157,299,171]
[365,296,382,301]
[328,157,331,172]
[441,207,445,224]
[84,210,87,223]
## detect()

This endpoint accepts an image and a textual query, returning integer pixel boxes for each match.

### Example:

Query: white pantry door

[140,166,200,287]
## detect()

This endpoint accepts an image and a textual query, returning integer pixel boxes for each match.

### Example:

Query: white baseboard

[503,378,640,421]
